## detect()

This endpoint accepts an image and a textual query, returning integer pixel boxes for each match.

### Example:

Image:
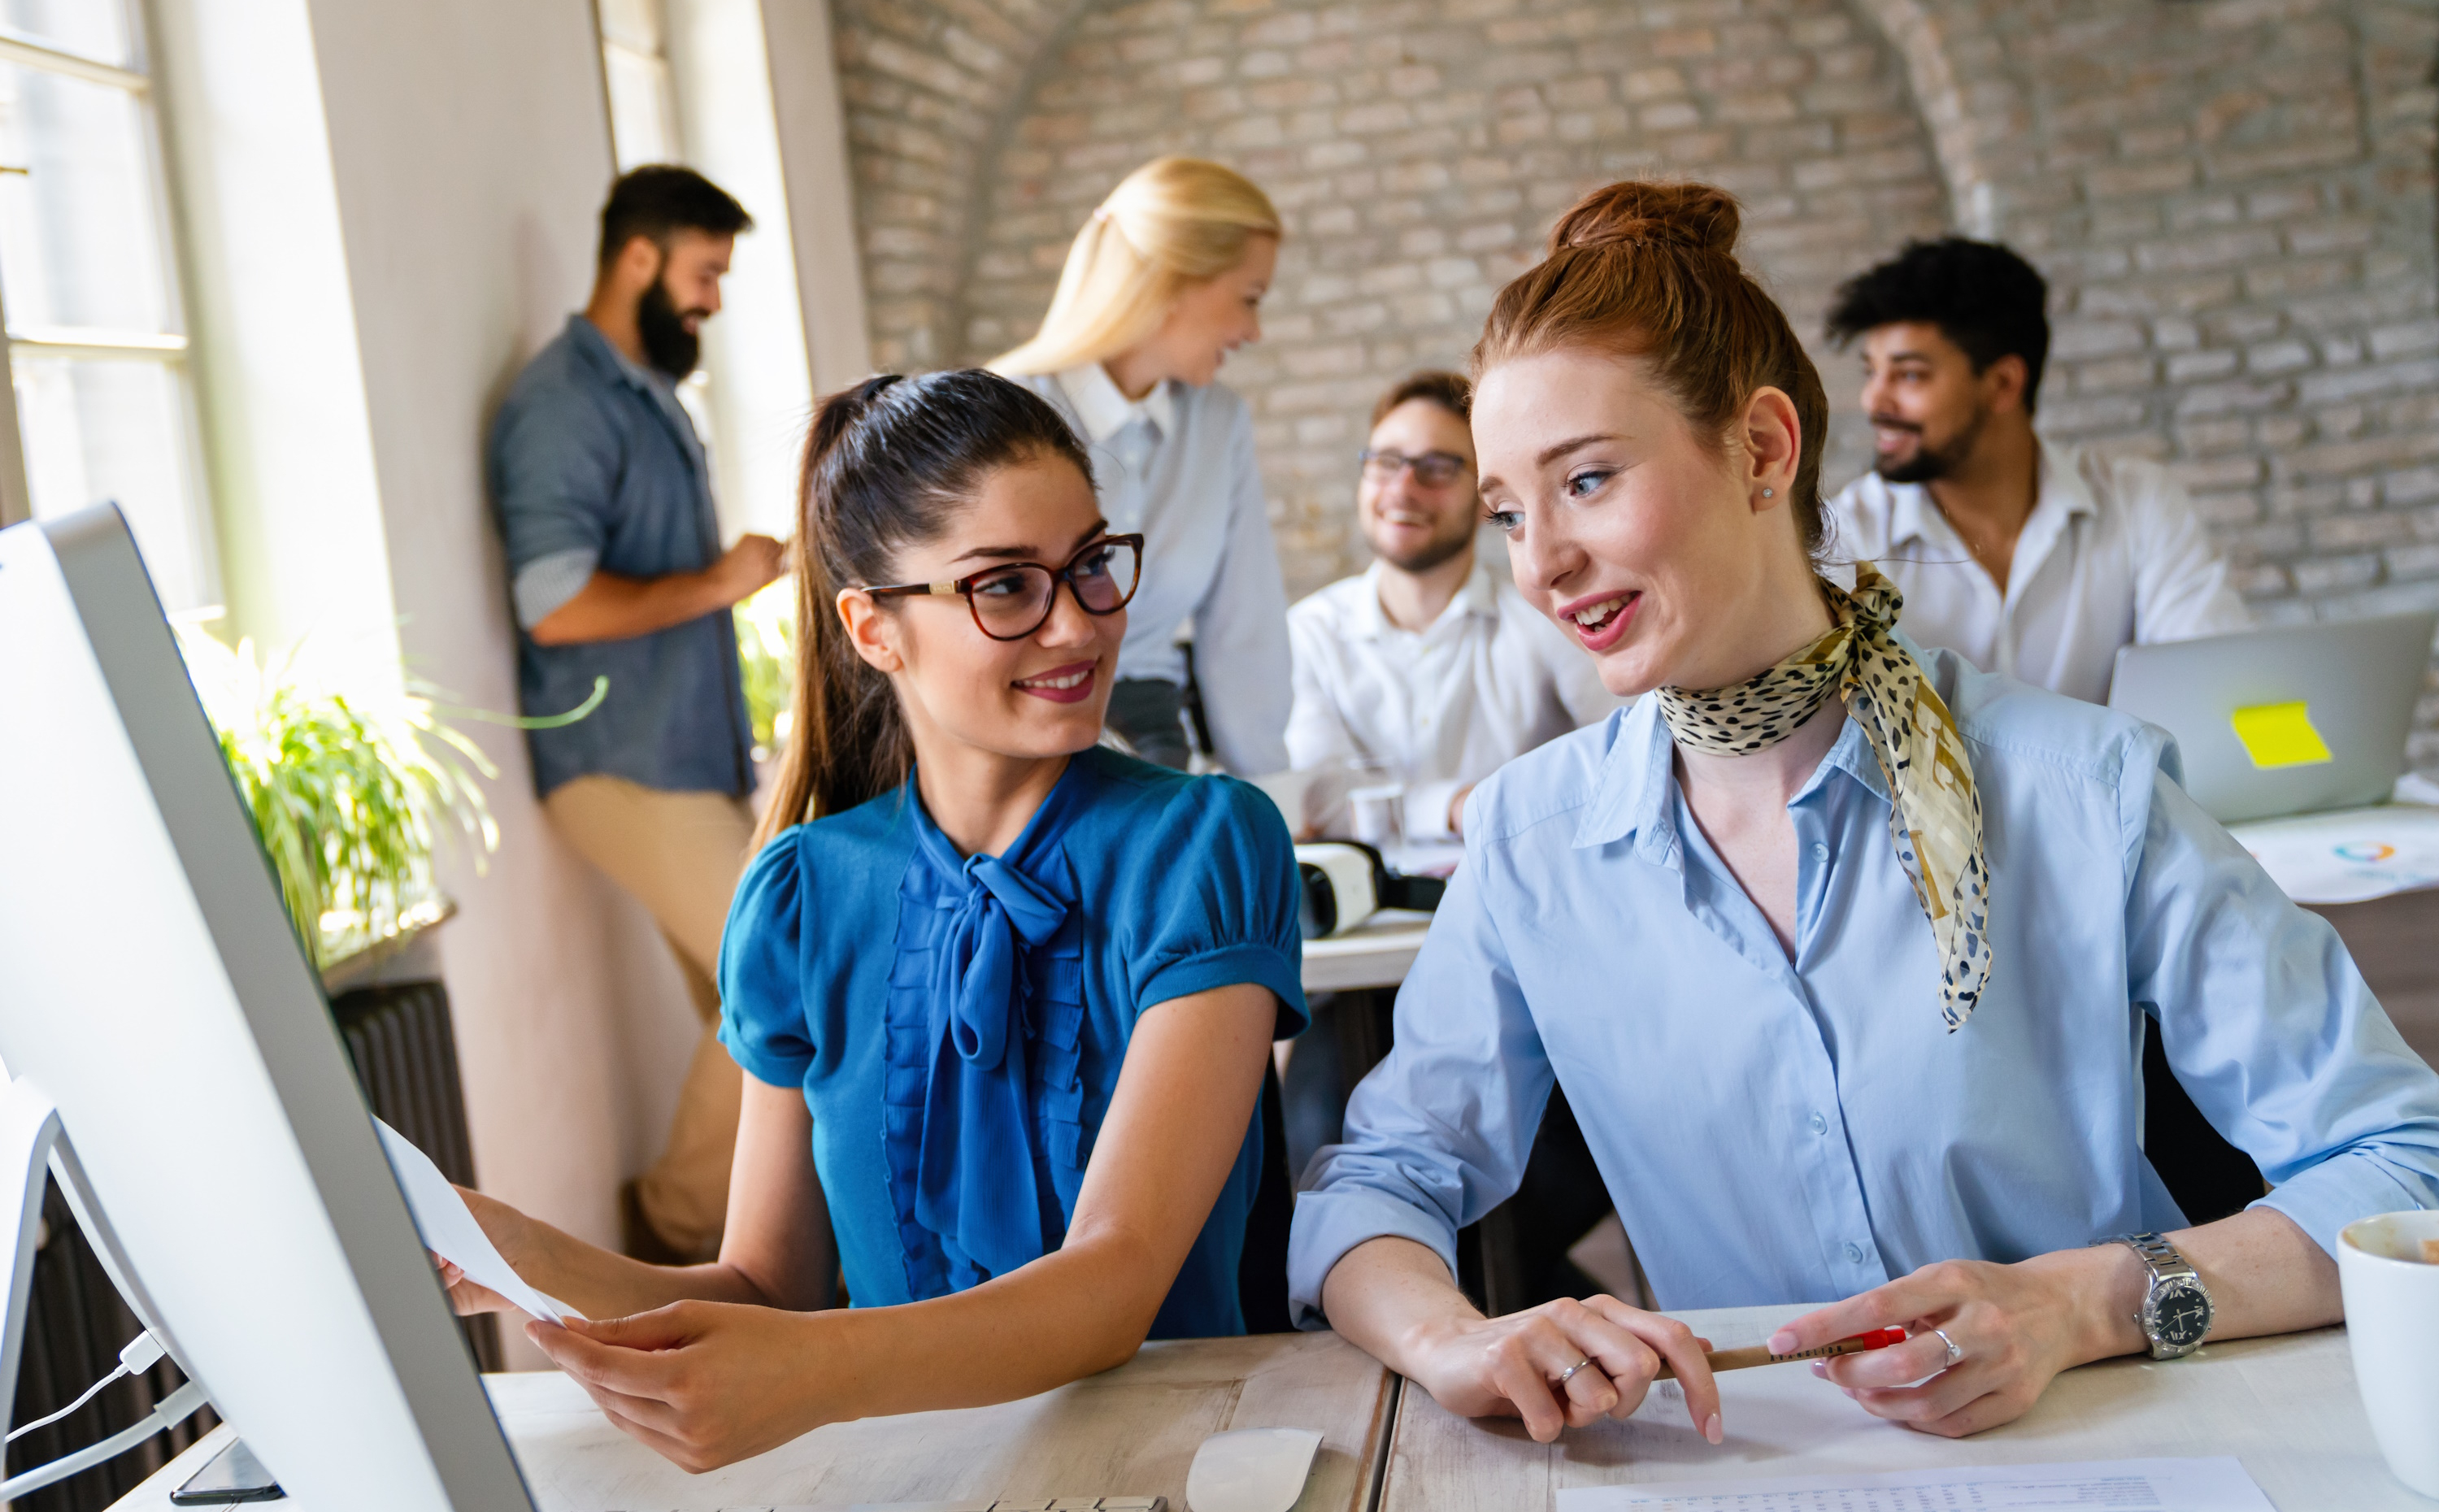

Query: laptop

[2107,611,2437,824]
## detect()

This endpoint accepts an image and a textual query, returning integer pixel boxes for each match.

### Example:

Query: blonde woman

[993,157,1291,774]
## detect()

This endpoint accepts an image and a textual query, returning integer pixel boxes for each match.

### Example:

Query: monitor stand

[2,1075,219,1501]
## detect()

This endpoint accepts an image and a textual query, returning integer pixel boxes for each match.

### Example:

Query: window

[0,0,213,609]
[597,0,680,173]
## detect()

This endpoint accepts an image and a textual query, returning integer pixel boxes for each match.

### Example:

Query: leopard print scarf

[1654,563,1991,1032]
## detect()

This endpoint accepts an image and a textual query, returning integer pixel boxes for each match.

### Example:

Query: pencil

[1652,1327,1908,1381]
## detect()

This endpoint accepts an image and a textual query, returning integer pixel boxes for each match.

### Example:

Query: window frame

[0,3,217,606]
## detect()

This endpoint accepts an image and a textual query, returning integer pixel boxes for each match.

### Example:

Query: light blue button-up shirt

[1289,640,2439,1325]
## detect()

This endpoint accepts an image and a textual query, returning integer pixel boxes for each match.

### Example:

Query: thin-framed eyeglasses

[863,533,1144,642]
[1359,448,1472,487]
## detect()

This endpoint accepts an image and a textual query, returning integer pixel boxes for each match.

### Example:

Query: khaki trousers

[543,775,756,1259]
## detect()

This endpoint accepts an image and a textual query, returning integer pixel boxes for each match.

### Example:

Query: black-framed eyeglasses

[863,533,1144,642]
[1359,448,1472,487]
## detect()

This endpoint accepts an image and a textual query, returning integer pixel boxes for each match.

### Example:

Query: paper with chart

[374,1117,583,1325]
[1555,1456,2275,1511]
[2225,802,2439,904]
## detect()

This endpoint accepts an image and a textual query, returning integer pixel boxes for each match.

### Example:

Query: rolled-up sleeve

[1287,841,1555,1327]
[492,382,620,580]
[2124,745,2439,1253]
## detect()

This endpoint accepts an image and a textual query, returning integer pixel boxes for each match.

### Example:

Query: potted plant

[172,623,599,971]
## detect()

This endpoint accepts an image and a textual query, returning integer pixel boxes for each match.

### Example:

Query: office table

[1300,909,1432,994]
[1380,1302,2422,1511]
[106,1332,1393,1511]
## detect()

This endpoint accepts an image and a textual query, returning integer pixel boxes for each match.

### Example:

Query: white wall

[296,0,702,1361]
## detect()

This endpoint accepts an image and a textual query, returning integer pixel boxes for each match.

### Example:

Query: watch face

[2150,1280,2212,1350]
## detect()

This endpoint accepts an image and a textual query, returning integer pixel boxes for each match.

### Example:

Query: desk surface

[109,1332,1393,1512]
[1302,910,1431,993]
[1383,1303,2419,1512]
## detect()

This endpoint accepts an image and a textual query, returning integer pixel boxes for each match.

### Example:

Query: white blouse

[1019,365,1293,776]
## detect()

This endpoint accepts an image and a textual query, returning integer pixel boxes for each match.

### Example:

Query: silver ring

[1554,1355,1597,1385]
[1932,1327,1963,1367]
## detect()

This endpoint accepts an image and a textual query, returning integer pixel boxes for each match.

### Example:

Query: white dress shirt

[1826,437,2251,704]
[1286,558,1622,839]
[1019,365,1293,776]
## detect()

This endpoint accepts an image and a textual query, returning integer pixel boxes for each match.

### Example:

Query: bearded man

[488,166,782,1263]
[1285,371,1618,841]
[1824,237,2249,705]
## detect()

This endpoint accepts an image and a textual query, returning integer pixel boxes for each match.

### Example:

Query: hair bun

[1550,180,1741,257]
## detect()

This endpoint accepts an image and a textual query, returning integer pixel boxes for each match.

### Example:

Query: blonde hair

[991,157,1283,377]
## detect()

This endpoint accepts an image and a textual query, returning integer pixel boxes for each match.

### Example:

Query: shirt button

[1844,1241,1866,1264]
[1811,841,1829,861]
[1809,1111,1828,1135]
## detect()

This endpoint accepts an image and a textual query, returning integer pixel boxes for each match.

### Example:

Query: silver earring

[1762,487,1775,497]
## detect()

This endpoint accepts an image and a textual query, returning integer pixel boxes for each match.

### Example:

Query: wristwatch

[2100,1232,2213,1359]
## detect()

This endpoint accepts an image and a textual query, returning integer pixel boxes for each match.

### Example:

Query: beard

[637,275,706,380]
[1875,402,1989,484]
[1373,507,1478,576]
[1380,524,1476,576]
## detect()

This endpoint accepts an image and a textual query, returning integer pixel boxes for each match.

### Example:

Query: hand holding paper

[373,1118,584,1325]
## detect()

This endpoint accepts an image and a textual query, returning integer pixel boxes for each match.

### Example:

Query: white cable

[0,1378,208,1501]
[3,1329,166,1445]
[3,1363,125,1444]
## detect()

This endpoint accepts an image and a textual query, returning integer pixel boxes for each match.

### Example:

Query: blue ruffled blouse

[718,746,1308,1337]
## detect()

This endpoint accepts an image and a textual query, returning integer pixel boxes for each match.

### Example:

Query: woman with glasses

[440,370,1306,1470]
[991,156,1293,775]
[1285,370,1619,842]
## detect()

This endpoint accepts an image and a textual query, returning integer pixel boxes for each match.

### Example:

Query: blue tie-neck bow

[906,764,1087,1282]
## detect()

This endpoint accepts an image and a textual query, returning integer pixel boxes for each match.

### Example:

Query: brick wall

[835,0,2439,755]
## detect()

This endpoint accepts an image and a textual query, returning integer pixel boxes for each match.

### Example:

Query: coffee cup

[2338,1209,2439,1498]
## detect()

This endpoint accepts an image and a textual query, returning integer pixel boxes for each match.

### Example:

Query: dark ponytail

[752,370,1096,848]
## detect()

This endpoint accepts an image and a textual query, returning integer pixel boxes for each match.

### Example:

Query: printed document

[1557,1456,2274,1511]
[374,1117,581,1325]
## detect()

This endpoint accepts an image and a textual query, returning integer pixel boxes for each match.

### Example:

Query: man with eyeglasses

[1285,371,1619,841]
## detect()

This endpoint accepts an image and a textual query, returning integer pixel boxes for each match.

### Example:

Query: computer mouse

[1185,1427,1323,1512]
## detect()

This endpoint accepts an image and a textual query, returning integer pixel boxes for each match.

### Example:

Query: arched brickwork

[959,0,1950,592]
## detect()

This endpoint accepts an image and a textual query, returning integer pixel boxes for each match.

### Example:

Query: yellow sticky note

[2230,700,2333,769]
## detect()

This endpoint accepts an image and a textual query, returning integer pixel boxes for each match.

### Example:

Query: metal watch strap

[2114,1231,2195,1280]
[2103,1232,2206,1358]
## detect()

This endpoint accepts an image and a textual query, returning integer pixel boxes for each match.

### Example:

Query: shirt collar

[1351,554,1500,641]
[1571,695,1889,858]
[568,313,673,398]
[2032,436,2098,521]
[1876,433,2094,549]
[1056,362,1176,445]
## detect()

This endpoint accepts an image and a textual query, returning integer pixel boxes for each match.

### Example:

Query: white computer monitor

[0,506,535,1509]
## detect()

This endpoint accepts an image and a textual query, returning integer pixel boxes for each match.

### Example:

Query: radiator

[8,977,494,1510]
[329,981,502,1373]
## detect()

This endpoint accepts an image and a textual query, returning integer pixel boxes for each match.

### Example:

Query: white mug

[2339,1209,2439,1498]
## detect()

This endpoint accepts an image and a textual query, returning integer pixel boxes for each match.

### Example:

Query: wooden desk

[2311,889,2439,1067]
[1380,1303,2419,1511]
[1302,910,1432,994]
[108,1332,1393,1511]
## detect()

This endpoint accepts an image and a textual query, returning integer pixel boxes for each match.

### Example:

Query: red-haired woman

[1290,181,2439,1445]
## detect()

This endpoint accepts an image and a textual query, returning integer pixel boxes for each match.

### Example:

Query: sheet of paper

[1557,1456,2275,1511]
[374,1117,582,1325]
[2225,801,2439,903]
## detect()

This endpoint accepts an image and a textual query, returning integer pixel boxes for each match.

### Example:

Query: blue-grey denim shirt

[487,315,753,799]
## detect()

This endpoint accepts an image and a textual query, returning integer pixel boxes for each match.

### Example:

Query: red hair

[1472,180,1832,554]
